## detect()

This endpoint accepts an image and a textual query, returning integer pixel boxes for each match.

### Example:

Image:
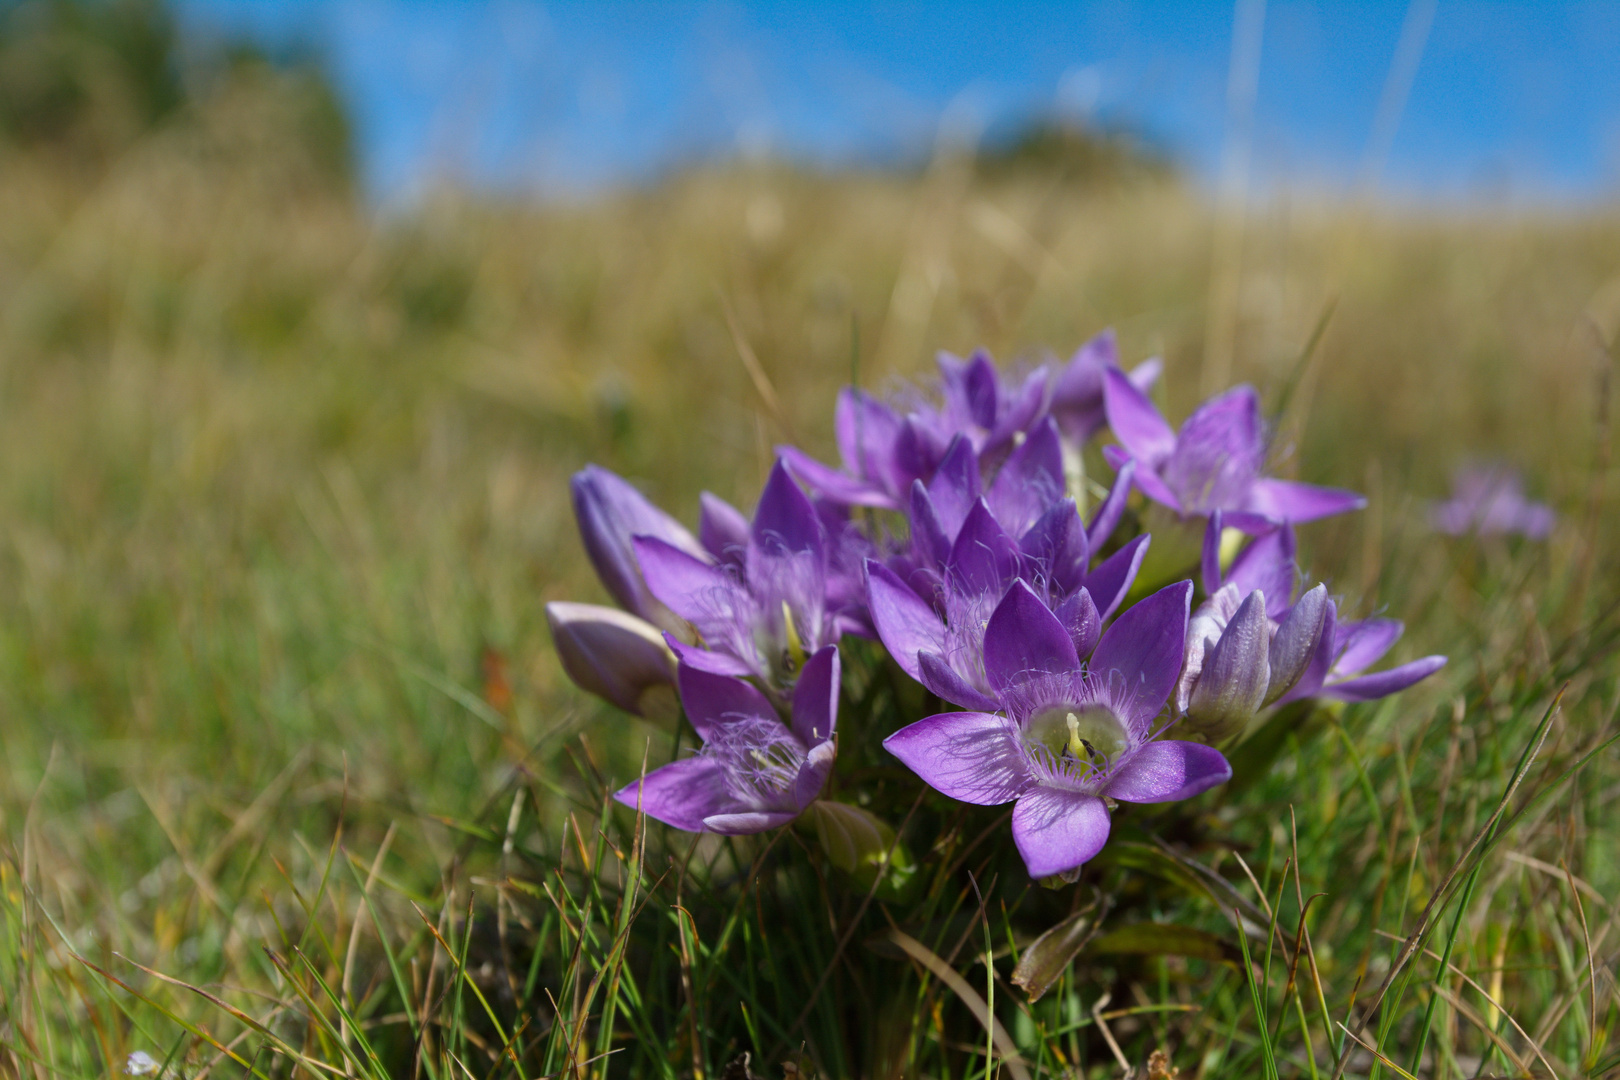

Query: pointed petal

[1020,498,1088,595]
[1228,525,1298,619]
[1050,332,1113,441]
[1054,588,1101,658]
[1274,602,1337,706]
[546,602,676,717]
[947,499,1022,595]
[699,492,751,566]
[752,460,826,561]
[1082,534,1150,621]
[1085,458,1135,551]
[778,446,896,509]
[1160,385,1264,516]
[1266,584,1328,704]
[987,366,1053,451]
[962,351,1000,429]
[665,635,757,678]
[1244,478,1367,524]
[918,651,1002,713]
[571,465,703,620]
[676,661,781,743]
[1103,366,1176,465]
[926,436,982,538]
[835,388,906,492]
[1186,590,1271,741]
[1011,788,1112,878]
[634,536,737,630]
[1334,618,1403,676]
[883,711,1030,805]
[1104,443,1182,511]
[983,580,1081,692]
[615,757,734,832]
[1201,511,1225,595]
[1104,741,1232,803]
[1127,356,1163,393]
[1089,579,1192,729]
[987,418,1065,536]
[867,560,947,682]
[909,481,953,568]
[790,645,840,745]
[1326,656,1447,702]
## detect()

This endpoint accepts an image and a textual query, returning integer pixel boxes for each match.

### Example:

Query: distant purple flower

[1173,518,1329,742]
[777,387,941,510]
[614,647,839,834]
[1431,465,1555,539]
[635,460,844,696]
[869,439,1147,712]
[884,580,1230,879]
[1275,604,1447,706]
[1102,369,1364,532]
[1049,329,1163,446]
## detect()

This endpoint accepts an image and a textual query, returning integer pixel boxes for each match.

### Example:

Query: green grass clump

[2,69,1620,1079]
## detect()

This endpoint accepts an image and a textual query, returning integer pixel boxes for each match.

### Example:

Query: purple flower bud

[1265,583,1328,704]
[546,602,679,721]
[570,466,707,636]
[1185,590,1271,743]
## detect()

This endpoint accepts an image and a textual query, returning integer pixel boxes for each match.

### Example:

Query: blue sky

[177,1,1620,203]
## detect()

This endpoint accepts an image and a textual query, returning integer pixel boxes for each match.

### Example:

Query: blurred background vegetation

[1,1,1618,1076]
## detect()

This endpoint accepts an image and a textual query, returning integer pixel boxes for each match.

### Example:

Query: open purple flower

[910,349,1053,465]
[1275,604,1447,706]
[634,460,841,696]
[1431,465,1555,539]
[884,580,1229,879]
[1102,369,1364,533]
[614,646,839,834]
[869,445,1148,713]
[777,388,941,510]
[1049,329,1163,446]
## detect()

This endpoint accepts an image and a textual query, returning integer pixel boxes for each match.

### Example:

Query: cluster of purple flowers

[546,330,1448,882]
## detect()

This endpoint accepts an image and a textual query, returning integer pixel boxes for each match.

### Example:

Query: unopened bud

[546,602,679,722]
[1185,590,1270,744]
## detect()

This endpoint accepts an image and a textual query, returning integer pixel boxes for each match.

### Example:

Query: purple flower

[614,646,839,834]
[1431,465,1555,539]
[777,388,940,510]
[883,580,1230,879]
[1276,604,1447,706]
[545,602,679,721]
[869,446,1147,713]
[635,460,842,695]
[571,465,711,637]
[1101,369,1364,532]
[1174,520,1329,742]
[1049,329,1163,446]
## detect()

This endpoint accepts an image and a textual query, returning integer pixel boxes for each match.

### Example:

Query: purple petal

[615,757,734,832]
[918,651,1002,713]
[1128,357,1163,393]
[1054,588,1101,658]
[1085,458,1135,551]
[702,810,801,835]
[962,351,1001,430]
[1082,534,1150,621]
[1104,444,1183,512]
[1089,580,1192,730]
[1326,656,1448,702]
[1186,590,1271,739]
[699,493,751,566]
[634,536,735,629]
[983,580,1082,692]
[1020,499,1088,595]
[987,418,1065,537]
[1160,386,1264,516]
[1050,332,1114,441]
[1201,511,1225,595]
[571,465,704,622]
[676,661,782,742]
[790,645,840,745]
[1227,526,1298,620]
[835,388,906,492]
[1103,366,1176,465]
[1104,741,1232,803]
[778,446,896,509]
[1273,601,1337,706]
[1334,618,1403,676]
[909,482,953,568]
[665,636,758,678]
[1011,788,1112,878]
[947,499,1022,595]
[867,560,946,682]
[1266,583,1328,704]
[1244,479,1367,524]
[751,460,825,560]
[927,436,983,538]
[987,367,1053,451]
[883,711,1030,805]
[790,740,837,810]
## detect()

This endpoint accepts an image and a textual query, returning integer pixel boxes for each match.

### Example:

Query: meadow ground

[2,78,1620,1079]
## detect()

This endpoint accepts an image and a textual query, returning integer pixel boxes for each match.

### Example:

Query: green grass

[2,76,1620,1078]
